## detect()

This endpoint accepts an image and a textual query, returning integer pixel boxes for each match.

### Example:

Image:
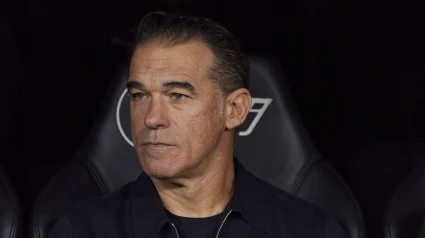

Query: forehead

[129,41,214,78]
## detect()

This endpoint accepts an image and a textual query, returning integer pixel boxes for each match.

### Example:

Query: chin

[140,157,185,180]
[144,172,173,181]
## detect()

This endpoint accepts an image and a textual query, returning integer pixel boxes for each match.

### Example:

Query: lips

[143,142,173,146]
[142,142,175,149]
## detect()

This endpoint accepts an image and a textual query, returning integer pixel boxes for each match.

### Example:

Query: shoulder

[253,176,327,217]
[65,180,134,217]
[254,177,348,237]
[47,181,135,237]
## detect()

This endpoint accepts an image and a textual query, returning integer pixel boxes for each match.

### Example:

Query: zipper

[215,210,233,238]
[171,223,180,238]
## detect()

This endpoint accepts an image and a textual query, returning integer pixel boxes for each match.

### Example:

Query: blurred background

[1,0,424,237]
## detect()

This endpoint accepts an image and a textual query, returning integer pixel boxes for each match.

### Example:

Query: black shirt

[165,210,223,238]
[48,160,349,238]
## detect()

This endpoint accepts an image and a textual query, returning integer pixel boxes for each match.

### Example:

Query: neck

[152,156,235,218]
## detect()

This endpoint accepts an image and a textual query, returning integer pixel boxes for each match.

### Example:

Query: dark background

[1,0,424,237]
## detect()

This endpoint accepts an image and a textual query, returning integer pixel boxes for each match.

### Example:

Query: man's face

[128,41,227,180]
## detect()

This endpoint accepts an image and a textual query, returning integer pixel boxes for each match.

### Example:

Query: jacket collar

[129,158,273,238]
[226,159,273,233]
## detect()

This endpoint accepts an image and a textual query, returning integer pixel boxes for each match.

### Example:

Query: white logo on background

[239,97,273,136]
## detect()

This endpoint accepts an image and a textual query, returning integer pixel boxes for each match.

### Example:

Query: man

[48,11,349,238]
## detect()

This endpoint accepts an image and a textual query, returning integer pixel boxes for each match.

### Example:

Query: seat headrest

[0,165,21,238]
[385,162,425,238]
[80,56,317,193]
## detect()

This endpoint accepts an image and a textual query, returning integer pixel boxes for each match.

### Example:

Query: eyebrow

[127,81,144,91]
[127,80,197,94]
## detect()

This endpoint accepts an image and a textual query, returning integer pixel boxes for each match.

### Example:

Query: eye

[170,93,188,100]
[129,92,148,101]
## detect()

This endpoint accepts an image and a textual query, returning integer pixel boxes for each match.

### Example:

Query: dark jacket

[48,160,349,238]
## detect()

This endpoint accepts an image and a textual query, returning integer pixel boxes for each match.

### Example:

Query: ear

[224,88,252,130]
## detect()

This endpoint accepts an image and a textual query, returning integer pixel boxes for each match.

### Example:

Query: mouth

[142,142,174,148]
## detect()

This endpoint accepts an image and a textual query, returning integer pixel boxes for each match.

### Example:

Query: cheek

[129,106,145,135]
[183,103,225,149]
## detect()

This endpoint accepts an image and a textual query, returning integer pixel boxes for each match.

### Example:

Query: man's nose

[144,98,170,129]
